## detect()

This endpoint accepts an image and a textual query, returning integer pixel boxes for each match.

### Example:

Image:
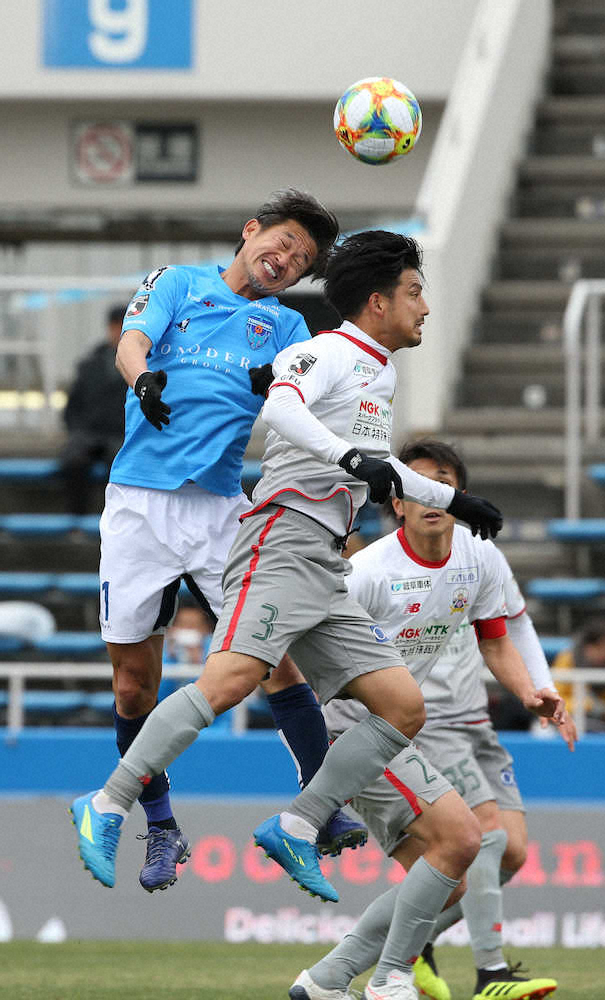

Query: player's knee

[447,811,481,870]
[114,675,156,716]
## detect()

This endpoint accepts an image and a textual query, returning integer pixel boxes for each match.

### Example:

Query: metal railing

[0,662,249,738]
[564,280,605,519]
[1,662,603,741]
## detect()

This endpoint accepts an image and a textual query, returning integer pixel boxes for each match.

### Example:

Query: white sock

[92,789,129,820]
[483,963,508,972]
[279,810,317,843]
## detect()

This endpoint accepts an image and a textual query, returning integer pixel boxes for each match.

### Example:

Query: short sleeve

[468,539,507,625]
[122,266,185,347]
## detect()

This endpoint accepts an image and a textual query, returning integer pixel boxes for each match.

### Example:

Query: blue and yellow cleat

[317,809,368,857]
[138,827,191,892]
[413,943,451,1000]
[473,963,557,1000]
[70,791,123,888]
[253,814,339,903]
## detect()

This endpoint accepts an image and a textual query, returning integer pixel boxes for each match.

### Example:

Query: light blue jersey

[110,264,311,495]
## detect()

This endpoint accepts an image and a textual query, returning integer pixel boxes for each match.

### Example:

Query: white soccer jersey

[248,321,454,537]
[323,522,506,734]
[421,549,553,726]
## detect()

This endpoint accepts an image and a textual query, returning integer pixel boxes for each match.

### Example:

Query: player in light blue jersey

[79,190,361,892]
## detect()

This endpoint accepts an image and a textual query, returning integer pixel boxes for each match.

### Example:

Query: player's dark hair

[397,439,468,492]
[107,304,128,325]
[577,619,605,648]
[324,230,423,320]
[234,188,339,277]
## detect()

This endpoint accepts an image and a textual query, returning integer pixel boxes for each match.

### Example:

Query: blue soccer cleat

[137,826,191,892]
[317,809,368,857]
[253,814,339,903]
[70,791,123,887]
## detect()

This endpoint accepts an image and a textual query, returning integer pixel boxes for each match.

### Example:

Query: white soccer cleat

[364,969,419,1000]
[289,968,357,1000]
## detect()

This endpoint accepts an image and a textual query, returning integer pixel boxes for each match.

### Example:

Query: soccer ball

[333,77,422,165]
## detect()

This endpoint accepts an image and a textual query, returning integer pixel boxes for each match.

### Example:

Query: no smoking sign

[73,122,135,185]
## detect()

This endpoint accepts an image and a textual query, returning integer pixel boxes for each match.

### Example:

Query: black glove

[134,370,171,431]
[339,448,403,504]
[447,489,503,540]
[249,363,274,397]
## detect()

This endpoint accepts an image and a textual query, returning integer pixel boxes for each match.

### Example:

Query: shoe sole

[317,828,368,857]
[140,845,192,893]
[254,839,333,903]
[288,988,312,1000]
[69,806,114,888]
[473,989,556,1000]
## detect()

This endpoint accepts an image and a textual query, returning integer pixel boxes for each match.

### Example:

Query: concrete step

[463,344,565,372]
[551,65,605,96]
[443,407,605,435]
[515,190,605,220]
[498,246,605,280]
[537,95,605,124]
[553,34,605,61]
[532,124,605,156]
[459,373,567,408]
[482,280,571,312]
[501,218,605,247]
[520,156,605,183]
[476,313,564,344]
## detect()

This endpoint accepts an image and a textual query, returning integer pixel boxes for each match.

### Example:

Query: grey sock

[104,684,214,811]
[373,856,460,985]
[430,900,463,941]
[289,714,410,829]
[310,886,399,990]
[461,828,507,970]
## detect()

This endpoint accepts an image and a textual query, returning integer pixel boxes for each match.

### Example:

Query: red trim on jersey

[397,526,451,569]
[473,616,507,641]
[507,605,526,620]
[268,381,305,403]
[316,329,389,366]
[221,506,286,651]
[240,487,355,535]
[461,718,491,725]
[384,768,422,817]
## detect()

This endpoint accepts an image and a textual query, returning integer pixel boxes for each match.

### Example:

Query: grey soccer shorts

[209,504,404,703]
[413,719,525,812]
[349,741,453,856]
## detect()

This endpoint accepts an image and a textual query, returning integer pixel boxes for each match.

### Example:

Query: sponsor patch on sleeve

[288,353,317,376]
[125,294,149,318]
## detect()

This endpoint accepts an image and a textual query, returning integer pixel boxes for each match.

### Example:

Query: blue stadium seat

[588,464,605,487]
[0,572,57,595]
[0,458,108,481]
[34,632,106,656]
[547,519,605,544]
[77,514,101,535]
[85,691,115,712]
[539,635,572,662]
[54,573,99,596]
[0,690,87,713]
[0,636,26,653]
[527,578,605,602]
[0,513,79,536]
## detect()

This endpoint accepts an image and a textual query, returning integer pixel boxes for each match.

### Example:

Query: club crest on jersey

[126,294,149,317]
[288,353,317,376]
[500,768,516,787]
[246,315,274,350]
[450,586,469,613]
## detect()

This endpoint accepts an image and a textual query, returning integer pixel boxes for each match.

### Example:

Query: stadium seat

[527,578,605,602]
[539,635,572,662]
[588,464,605,487]
[0,690,87,714]
[546,519,605,543]
[0,458,107,481]
[53,573,99,596]
[33,631,105,656]
[0,572,57,595]
[0,636,26,653]
[0,513,79,536]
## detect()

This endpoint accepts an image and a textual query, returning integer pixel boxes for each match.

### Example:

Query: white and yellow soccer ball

[333,77,422,165]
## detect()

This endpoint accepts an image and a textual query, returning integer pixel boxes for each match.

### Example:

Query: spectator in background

[553,619,605,732]
[59,305,127,514]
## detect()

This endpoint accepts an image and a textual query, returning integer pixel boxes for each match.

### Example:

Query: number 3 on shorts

[252,603,278,641]
[101,580,109,622]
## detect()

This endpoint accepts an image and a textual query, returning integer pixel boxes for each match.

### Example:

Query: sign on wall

[43,0,194,69]
[71,122,198,184]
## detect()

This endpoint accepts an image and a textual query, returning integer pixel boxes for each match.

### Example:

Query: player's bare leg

[262,655,368,856]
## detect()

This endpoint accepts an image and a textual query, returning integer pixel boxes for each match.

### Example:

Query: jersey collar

[397,526,451,568]
[317,321,391,366]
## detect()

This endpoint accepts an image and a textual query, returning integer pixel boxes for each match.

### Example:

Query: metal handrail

[0,662,248,737]
[1,662,602,741]
[564,279,605,519]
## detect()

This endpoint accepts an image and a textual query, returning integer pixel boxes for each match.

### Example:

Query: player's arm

[262,384,455,507]
[116,329,171,431]
[477,625,564,722]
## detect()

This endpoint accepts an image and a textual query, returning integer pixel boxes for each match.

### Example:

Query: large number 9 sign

[42,0,192,69]
[88,0,147,63]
